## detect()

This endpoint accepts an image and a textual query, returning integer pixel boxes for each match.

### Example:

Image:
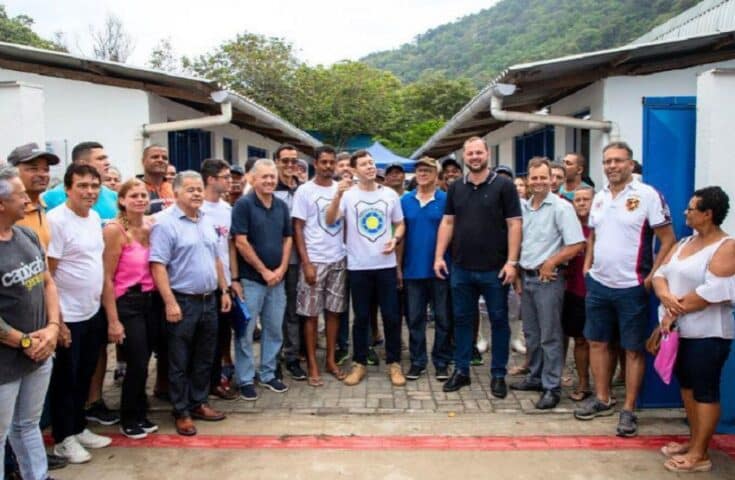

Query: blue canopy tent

[367,141,416,173]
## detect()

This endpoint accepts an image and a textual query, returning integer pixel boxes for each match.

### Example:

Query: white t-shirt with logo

[201,199,232,285]
[47,204,104,323]
[339,185,403,271]
[291,180,345,264]
[589,180,671,289]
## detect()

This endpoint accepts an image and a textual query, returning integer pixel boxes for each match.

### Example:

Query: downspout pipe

[490,94,612,132]
[142,100,233,137]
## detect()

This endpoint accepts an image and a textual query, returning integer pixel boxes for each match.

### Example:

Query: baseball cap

[296,159,308,171]
[415,156,440,171]
[441,157,462,171]
[230,165,245,176]
[385,163,405,174]
[7,142,60,166]
[493,164,514,178]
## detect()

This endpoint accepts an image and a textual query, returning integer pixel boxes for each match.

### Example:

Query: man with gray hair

[149,171,231,437]
[0,165,62,479]
[232,159,293,400]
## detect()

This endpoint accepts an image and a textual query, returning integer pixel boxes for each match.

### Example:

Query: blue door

[514,126,554,174]
[638,96,696,408]
[168,129,212,172]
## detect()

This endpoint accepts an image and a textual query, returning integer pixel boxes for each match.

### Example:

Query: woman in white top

[653,186,735,473]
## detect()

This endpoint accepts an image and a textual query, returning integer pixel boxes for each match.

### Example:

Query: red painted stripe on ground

[45,433,735,457]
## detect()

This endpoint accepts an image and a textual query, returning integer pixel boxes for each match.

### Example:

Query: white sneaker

[511,338,527,354]
[476,335,489,354]
[53,435,91,464]
[76,428,112,449]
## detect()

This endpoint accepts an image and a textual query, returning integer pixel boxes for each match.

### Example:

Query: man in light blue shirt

[43,142,117,220]
[149,171,231,436]
[509,157,585,410]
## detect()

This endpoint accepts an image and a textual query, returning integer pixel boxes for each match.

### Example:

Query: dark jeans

[282,264,301,363]
[50,310,106,443]
[349,268,401,365]
[168,293,218,417]
[118,287,161,427]
[405,278,452,369]
[210,292,233,389]
[450,265,510,377]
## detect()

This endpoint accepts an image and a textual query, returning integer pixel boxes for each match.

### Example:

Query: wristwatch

[19,334,32,350]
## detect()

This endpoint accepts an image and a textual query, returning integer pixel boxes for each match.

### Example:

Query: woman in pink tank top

[101,178,159,439]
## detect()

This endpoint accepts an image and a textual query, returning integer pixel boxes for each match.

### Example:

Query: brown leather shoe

[210,384,238,400]
[175,416,197,436]
[191,404,226,421]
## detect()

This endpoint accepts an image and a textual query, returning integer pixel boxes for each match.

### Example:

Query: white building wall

[695,68,735,233]
[0,81,45,161]
[147,95,282,168]
[0,68,149,181]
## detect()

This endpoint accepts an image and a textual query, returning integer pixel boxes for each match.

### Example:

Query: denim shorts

[675,337,732,403]
[583,274,648,351]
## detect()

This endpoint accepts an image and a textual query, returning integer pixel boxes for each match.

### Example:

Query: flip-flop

[508,365,530,375]
[664,456,712,473]
[326,368,347,381]
[307,376,324,387]
[569,390,592,402]
[660,441,689,457]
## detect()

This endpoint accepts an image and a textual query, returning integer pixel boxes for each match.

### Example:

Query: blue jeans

[450,265,510,377]
[349,268,402,365]
[405,278,452,369]
[235,279,286,385]
[168,293,218,417]
[0,358,52,480]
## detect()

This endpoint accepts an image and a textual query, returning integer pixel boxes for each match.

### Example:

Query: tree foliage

[89,14,134,62]
[362,0,699,84]
[148,37,183,73]
[0,5,65,51]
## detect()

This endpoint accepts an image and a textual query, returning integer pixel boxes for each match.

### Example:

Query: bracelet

[506,260,518,266]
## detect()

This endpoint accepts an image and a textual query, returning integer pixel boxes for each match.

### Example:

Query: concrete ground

[49,321,735,479]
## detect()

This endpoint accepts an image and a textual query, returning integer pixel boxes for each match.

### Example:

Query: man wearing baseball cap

[385,163,406,197]
[8,143,60,251]
[441,157,463,187]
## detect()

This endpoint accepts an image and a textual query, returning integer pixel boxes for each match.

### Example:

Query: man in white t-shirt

[47,163,111,464]
[574,141,676,438]
[326,150,406,387]
[292,146,348,385]
[200,158,239,400]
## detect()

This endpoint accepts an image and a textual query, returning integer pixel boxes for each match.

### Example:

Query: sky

[6,0,499,67]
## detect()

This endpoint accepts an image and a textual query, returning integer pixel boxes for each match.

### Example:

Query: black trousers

[50,310,106,443]
[118,287,161,427]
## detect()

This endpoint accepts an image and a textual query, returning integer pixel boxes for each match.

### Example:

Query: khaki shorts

[296,258,348,317]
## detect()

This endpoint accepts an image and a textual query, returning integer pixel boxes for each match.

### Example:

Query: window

[571,110,591,164]
[223,138,233,164]
[514,126,554,175]
[247,146,268,160]
[492,145,500,168]
[167,129,211,172]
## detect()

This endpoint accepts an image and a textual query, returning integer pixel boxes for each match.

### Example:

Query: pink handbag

[653,330,679,385]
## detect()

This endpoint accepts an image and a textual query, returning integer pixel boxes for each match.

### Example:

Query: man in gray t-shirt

[0,165,61,479]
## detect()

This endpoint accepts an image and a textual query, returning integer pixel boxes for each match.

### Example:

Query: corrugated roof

[412,29,735,159]
[0,41,320,153]
[633,0,735,44]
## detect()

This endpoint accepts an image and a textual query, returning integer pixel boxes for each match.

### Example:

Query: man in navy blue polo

[398,156,452,381]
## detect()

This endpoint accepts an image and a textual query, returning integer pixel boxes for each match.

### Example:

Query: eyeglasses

[216,174,233,179]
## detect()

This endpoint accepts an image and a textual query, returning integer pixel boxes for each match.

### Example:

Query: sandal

[326,367,347,381]
[569,390,592,402]
[661,441,689,457]
[307,376,324,387]
[664,456,712,473]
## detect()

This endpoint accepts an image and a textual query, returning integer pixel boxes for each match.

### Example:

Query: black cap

[230,165,245,176]
[7,142,60,166]
[493,164,514,178]
[441,157,461,171]
[385,163,404,174]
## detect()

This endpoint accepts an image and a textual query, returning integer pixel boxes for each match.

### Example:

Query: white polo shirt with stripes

[588,179,671,289]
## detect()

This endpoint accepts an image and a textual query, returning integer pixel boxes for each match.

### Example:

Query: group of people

[0,134,733,479]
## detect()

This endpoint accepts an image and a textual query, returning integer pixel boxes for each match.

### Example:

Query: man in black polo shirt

[434,136,522,395]
[231,159,293,400]
[273,144,307,381]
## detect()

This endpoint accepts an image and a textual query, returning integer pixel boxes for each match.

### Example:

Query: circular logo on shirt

[626,195,641,211]
[355,200,388,242]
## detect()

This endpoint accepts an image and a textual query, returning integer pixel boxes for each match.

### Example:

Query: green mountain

[362,0,699,85]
